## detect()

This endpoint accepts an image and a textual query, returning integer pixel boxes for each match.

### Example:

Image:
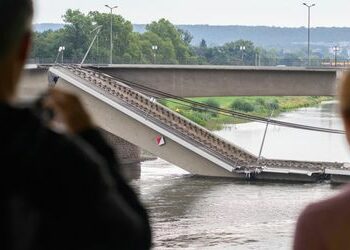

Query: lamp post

[333,45,340,67]
[240,46,246,65]
[54,46,65,64]
[152,45,158,64]
[255,48,261,66]
[105,4,118,65]
[303,3,316,66]
[59,46,65,64]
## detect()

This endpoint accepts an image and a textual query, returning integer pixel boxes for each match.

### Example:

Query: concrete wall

[98,65,338,97]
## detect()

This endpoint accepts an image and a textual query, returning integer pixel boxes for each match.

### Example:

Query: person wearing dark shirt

[0,0,151,249]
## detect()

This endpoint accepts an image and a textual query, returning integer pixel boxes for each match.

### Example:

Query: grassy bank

[159,96,332,130]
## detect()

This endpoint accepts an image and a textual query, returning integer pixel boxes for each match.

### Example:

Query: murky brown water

[133,101,347,249]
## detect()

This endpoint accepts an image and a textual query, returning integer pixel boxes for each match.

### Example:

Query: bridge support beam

[98,65,338,97]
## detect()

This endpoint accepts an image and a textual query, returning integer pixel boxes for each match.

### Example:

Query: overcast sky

[34,0,350,27]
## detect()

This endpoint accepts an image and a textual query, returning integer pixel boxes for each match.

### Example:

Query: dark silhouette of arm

[14,113,151,250]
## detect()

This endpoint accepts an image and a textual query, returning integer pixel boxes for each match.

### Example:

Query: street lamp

[105,4,118,65]
[58,46,65,64]
[240,46,246,65]
[255,48,261,66]
[303,3,316,66]
[333,45,340,67]
[152,45,158,64]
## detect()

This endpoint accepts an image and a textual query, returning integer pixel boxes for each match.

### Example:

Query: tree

[31,30,65,62]
[146,19,198,64]
[200,39,207,49]
[179,29,193,45]
[30,12,200,65]
[88,11,134,63]
[62,9,94,61]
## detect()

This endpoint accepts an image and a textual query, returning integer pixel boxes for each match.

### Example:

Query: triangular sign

[156,136,166,146]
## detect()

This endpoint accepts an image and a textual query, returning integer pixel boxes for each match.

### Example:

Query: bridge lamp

[59,46,65,64]
[152,45,158,64]
[303,3,316,66]
[332,45,340,67]
[240,46,246,65]
[105,4,118,65]
[54,46,65,64]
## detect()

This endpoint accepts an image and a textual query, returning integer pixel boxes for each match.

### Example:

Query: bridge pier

[101,128,141,165]
[101,129,143,180]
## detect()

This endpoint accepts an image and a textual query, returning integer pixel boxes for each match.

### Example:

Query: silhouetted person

[0,1,151,249]
[293,72,350,250]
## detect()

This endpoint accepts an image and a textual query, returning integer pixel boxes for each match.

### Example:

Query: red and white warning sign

[156,135,166,146]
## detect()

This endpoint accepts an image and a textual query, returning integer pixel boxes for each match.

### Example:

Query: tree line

[31,9,340,66]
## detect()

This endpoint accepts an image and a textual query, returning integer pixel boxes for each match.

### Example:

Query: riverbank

[160,96,332,130]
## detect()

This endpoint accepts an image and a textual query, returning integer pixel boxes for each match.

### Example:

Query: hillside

[34,23,64,32]
[134,24,350,48]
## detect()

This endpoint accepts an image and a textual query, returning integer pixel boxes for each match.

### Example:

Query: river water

[132,101,350,249]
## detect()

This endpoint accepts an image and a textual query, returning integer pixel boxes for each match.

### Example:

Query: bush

[183,110,209,126]
[230,99,255,112]
[203,99,220,109]
[265,99,279,110]
[255,98,266,106]
[198,99,220,117]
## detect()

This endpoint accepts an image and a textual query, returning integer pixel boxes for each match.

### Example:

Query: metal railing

[30,58,350,68]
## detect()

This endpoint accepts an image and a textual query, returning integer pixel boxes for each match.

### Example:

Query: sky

[34,0,350,27]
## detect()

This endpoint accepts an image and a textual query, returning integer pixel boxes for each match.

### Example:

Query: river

[132,101,349,249]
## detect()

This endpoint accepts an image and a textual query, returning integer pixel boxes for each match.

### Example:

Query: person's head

[340,72,350,144]
[0,0,33,102]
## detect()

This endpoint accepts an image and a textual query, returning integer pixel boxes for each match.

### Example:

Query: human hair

[340,71,350,118]
[0,0,33,59]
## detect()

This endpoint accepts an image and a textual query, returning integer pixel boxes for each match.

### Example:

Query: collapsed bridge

[49,65,348,183]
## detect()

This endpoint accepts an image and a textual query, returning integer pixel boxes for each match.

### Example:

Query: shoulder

[294,186,350,249]
[296,185,350,236]
[302,185,350,218]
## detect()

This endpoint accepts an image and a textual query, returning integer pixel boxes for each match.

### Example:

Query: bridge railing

[31,58,350,68]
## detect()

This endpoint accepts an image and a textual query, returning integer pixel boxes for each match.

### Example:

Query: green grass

[159,96,332,130]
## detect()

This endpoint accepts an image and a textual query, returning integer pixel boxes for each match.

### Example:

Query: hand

[44,89,94,134]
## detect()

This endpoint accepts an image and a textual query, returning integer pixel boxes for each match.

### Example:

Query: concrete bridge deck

[49,65,346,182]
[22,64,343,98]
[96,64,340,97]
